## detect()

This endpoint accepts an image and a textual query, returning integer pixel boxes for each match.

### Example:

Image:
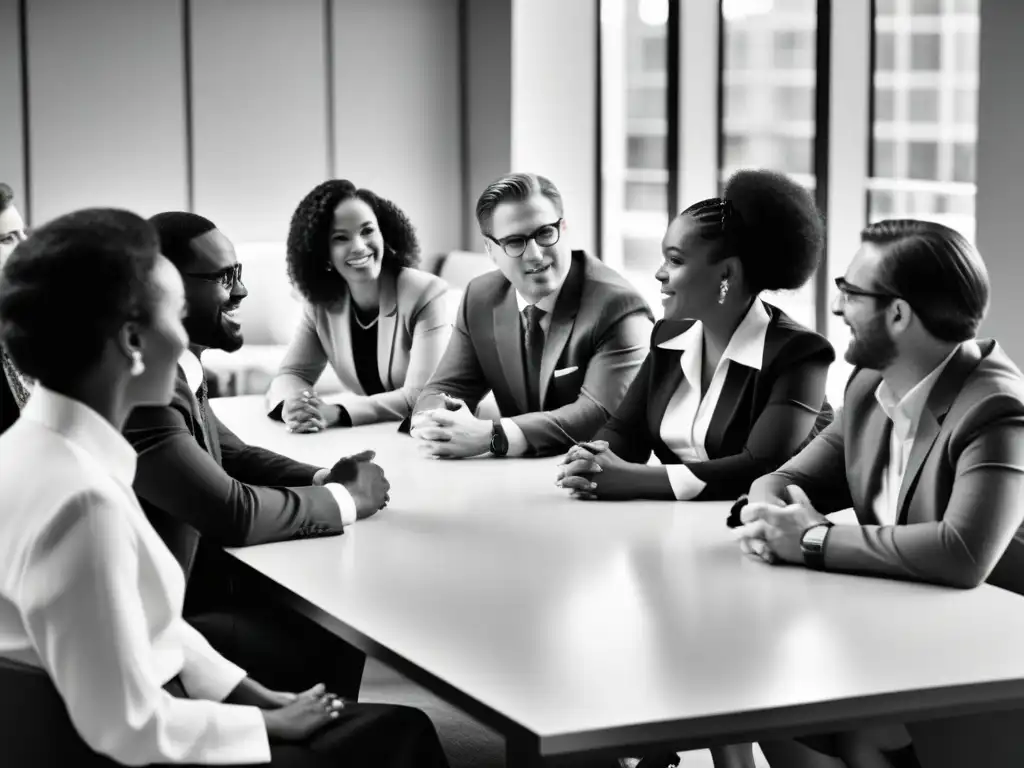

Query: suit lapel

[493,285,529,412]
[894,341,983,523]
[704,363,751,457]
[858,405,892,519]
[538,255,584,407]
[377,268,399,389]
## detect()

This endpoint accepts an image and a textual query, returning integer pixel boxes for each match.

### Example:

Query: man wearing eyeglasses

[732,219,1024,768]
[121,212,390,701]
[411,172,653,458]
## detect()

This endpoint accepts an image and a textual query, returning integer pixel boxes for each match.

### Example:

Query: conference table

[214,395,1024,767]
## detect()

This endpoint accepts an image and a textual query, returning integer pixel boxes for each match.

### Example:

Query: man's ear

[888,298,913,334]
[484,240,496,264]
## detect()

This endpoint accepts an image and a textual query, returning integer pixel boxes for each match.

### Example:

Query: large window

[720,0,819,329]
[867,0,979,242]
[600,0,671,313]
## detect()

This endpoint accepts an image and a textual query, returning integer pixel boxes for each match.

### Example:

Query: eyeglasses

[834,276,899,302]
[486,219,563,258]
[184,263,243,289]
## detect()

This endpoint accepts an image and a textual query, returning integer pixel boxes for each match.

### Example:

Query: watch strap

[801,521,833,570]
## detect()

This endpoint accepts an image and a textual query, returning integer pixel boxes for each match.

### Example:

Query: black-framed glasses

[184,263,243,289]
[834,276,899,302]
[486,219,562,258]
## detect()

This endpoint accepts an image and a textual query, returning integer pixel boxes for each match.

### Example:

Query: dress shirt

[180,350,356,525]
[0,387,271,765]
[655,300,771,500]
[871,347,959,525]
[499,286,565,456]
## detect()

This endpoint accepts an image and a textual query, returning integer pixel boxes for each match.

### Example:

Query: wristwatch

[801,521,833,570]
[490,420,509,457]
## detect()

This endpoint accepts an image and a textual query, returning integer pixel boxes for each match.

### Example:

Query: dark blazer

[265,266,451,424]
[755,339,1024,594]
[124,366,344,582]
[0,371,17,437]
[596,303,835,501]
[413,250,654,455]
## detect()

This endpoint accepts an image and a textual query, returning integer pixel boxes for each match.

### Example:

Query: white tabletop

[214,395,1024,759]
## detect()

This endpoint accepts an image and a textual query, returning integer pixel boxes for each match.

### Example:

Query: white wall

[975,0,1024,367]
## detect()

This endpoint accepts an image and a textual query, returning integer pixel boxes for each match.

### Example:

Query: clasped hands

[410,395,492,458]
[316,450,391,520]
[554,440,640,500]
[732,483,827,565]
[283,390,342,433]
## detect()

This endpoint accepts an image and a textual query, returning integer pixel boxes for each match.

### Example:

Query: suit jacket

[413,250,654,455]
[596,303,835,500]
[757,339,1024,594]
[124,367,343,583]
[265,266,451,425]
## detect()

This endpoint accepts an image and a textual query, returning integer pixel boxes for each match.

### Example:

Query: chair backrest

[437,250,496,290]
[0,656,116,767]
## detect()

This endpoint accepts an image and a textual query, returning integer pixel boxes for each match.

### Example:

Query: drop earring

[718,279,730,305]
[130,350,145,376]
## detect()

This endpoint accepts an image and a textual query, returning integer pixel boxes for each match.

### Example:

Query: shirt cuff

[201,702,272,764]
[177,621,249,702]
[501,418,530,457]
[665,465,708,501]
[324,483,357,525]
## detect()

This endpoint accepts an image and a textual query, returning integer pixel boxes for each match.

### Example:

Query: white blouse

[0,387,271,765]
[654,300,770,500]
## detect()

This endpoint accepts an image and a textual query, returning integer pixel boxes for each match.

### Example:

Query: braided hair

[286,179,420,306]
[680,169,824,294]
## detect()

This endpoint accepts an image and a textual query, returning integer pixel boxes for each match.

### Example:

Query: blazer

[413,250,654,456]
[265,266,451,425]
[596,304,835,500]
[124,366,344,584]
[755,339,1024,594]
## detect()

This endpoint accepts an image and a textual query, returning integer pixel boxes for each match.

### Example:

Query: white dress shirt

[654,300,771,500]
[180,350,356,525]
[871,347,959,525]
[499,286,564,456]
[0,387,271,765]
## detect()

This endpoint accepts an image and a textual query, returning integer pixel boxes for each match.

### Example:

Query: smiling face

[832,241,898,369]
[178,228,247,352]
[655,214,727,321]
[484,194,571,304]
[0,203,27,269]
[329,198,384,287]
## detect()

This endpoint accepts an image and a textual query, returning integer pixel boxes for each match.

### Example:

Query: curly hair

[863,219,989,342]
[286,179,421,306]
[0,208,160,387]
[680,169,824,294]
[0,182,14,212]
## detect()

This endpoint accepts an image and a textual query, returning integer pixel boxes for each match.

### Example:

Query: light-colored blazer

[266,266,451,425]
[753,339,1024,595]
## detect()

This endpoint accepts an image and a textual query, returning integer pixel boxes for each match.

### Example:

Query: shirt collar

[656,299,770,371]
[178,349,205,394]
[515,282,563,316]
[874,345,960,431]
[20,385,138,485]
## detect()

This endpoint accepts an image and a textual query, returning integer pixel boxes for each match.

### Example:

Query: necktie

[195,379,216,459]
[522,305,545,412]
[1,349,32,408]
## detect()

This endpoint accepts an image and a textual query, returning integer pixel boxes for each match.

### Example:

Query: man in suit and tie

[411,172,653,458]
[734,219,1024,768]
[124,212,390,699]
[0,182,30,436]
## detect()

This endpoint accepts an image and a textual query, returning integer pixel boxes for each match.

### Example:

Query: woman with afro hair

[558,169,836,766]
[266,180,451,430]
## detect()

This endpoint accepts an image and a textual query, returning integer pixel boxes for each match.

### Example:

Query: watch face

[803,525,827,548]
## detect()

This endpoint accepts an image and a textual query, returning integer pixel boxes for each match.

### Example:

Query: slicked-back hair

[862,219,989,342]
[287,179,420,306]
[0,182,14,212]
[680,169,824,294]
[0,208,160,387]
[475,173,564,234]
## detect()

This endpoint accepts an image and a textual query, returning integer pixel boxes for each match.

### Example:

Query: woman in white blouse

[557,170,835,768]
[0,209,448,767]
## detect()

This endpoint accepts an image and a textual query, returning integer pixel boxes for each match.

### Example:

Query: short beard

[845,311,897,370]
